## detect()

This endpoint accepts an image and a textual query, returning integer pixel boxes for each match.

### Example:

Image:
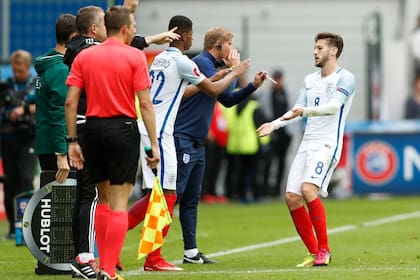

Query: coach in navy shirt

[174,27,266,264]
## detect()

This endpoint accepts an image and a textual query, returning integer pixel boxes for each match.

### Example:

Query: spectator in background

[201,101,229,204]
[224,92,267,203]
[411,14,420,76]
[404,73,420,119]
[0,49,37,240]
[259,70,291,197]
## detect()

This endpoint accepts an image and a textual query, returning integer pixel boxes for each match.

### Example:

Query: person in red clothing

[202,101,229,203]
[65,6,159,280]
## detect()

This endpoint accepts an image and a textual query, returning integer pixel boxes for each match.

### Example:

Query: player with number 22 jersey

[138,47,205,190]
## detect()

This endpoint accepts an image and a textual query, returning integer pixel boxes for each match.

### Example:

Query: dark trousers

[270,131,291,196]
[2,138,36,234]
[73,125,97,257]
[202,141,226,196]
[225,153,259,201]
[175,137,205,250]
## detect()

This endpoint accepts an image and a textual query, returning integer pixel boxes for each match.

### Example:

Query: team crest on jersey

[193,67,201,77]
[183,153,190,164]
[326,82,334,94]
[355,141,398,185]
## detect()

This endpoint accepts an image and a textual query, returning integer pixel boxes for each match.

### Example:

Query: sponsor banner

[23,171,76,273]
[353,132,420,194]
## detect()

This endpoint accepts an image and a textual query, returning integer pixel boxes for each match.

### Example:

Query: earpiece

[216,44,222,50]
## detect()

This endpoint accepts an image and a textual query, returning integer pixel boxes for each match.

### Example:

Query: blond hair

[10,49,32,67]
[203,27,234,50]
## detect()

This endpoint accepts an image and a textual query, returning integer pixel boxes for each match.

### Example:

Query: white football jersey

[139,47,205,137]
[295,67,356,159]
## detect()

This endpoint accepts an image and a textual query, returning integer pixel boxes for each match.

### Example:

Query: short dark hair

[168,15,192,35]
[76,6,104,35]
[56,14,76,44]
[315,32,344,58]
[105,6,131,36]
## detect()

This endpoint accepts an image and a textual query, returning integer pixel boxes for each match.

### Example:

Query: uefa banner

[23,171,76,274]
[352,123,420,194]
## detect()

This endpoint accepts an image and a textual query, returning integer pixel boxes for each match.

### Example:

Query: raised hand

[223,48,240,68]
[231,58,250,77]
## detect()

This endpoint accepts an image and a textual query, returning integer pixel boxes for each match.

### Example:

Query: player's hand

[145,145,160,170]
[68,143,84,170]
[55,154,70,183]
[123,0,138,13]
[147,27,180,45]
[231,59,250,77]
[252,71,268,88]
[223,48,240,68]
[256,122,275,137]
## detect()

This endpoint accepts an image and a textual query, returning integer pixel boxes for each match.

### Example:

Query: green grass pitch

[1,196,419,279]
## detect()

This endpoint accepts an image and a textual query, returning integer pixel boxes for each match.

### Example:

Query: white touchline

[184,211,420,263]
[124,211,420,275]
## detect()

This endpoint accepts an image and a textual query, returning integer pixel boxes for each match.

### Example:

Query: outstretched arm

[183,68,231,99]
[256,110,302,137]
[145,27,180,45]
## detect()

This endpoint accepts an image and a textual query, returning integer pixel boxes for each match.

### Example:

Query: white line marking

[124,266,419,276]
[362,211,420,227]
[123,211,420,276]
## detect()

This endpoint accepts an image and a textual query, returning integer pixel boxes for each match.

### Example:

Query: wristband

[65,136,78,143]
[271,119,283,130]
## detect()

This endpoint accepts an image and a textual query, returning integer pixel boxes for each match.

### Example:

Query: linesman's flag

[137,176,172,260]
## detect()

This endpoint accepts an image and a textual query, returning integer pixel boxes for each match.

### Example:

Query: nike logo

[184,256,204,264]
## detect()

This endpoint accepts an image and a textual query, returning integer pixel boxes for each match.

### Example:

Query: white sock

[78,252,95,263]
[184,248,199,258]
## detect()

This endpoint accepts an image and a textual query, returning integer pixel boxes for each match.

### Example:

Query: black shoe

[183,252,216,264]
[70,260,97,279]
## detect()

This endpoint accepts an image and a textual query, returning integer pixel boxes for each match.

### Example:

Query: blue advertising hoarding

[1,0,111,62]
[351,121,420,194]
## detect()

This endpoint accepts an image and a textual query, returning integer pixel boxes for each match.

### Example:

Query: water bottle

[15,220,23,246]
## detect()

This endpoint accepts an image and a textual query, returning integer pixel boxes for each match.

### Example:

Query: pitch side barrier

[345,120,420,195]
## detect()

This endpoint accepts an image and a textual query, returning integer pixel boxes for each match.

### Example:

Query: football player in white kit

[129,15,251,271]
[257,32,356,268]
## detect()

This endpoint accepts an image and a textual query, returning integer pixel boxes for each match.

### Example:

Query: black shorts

[83,116,140,185]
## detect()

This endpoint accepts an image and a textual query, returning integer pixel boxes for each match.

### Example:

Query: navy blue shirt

[174,50,257,143]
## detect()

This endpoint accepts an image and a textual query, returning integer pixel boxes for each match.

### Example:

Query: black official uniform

[63,34,149,261]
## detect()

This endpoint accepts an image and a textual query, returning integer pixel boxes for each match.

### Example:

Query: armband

[65,136,78,143]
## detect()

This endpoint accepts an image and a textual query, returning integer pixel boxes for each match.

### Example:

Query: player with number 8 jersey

[257,32,356,268]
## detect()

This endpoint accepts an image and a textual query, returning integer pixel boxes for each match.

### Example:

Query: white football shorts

[140,134,177,191]
[286,147,338,196]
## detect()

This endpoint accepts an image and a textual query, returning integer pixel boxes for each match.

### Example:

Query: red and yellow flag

[137,176,172,260]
